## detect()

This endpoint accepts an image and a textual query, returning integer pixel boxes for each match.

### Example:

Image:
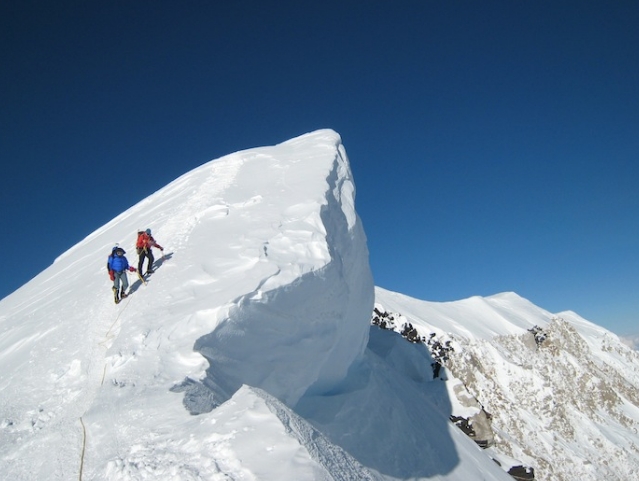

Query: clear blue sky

[2,1,638,335]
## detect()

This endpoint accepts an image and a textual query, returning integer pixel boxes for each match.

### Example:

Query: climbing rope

[99,295,132,384]
[79,417,87,481]
[79,293,134,480]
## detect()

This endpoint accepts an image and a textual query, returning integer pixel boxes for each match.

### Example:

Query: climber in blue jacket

[107,246,137,304]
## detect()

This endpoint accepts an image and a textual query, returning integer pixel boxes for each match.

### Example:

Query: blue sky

[2,1,638,335]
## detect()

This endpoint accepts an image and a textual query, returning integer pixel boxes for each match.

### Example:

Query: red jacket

[136,232,163,252]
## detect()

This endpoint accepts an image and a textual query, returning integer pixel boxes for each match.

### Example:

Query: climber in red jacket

[136,228,164,276]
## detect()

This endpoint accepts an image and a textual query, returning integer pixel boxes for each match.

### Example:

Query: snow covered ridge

[374,287,639,481]
[621,334,639,350]
[3,129,636,481]
[0,129,386,480]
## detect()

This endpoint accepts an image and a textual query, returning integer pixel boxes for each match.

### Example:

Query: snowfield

[2,130,638,480]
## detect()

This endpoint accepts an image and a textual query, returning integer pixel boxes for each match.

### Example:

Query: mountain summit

[2,130,638,480]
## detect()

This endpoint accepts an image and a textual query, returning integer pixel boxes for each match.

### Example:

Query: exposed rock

[527,325,548,347]
[508,465,535,480]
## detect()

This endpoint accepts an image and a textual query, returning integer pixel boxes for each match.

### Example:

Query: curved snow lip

[173,132,374,412]
[1,129,516,481]
[169,135,469,480]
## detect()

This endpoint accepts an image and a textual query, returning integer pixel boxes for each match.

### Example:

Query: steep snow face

[375,286,639,481]
[0,128,549,481]
[0,130,374,480]
[181,132,375,409]
[296,325,514,480]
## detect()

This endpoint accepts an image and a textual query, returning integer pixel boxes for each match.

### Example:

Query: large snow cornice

[0,129,374,458]
[182,129,375,408]
[0,130,528,480]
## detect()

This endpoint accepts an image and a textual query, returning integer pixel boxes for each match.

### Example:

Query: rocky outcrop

[508,465,535,480]
[371,305,529,478]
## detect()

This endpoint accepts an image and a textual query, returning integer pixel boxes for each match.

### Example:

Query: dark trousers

[138,248,154,273]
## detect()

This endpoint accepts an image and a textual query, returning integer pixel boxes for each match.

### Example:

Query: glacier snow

[2,130,639,481]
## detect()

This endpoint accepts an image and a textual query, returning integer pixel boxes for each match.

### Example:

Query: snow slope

[374,286,639,480]
[6,129,637,480]
[0,130,513,480]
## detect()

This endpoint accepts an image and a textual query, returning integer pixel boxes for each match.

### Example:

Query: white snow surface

[2,129,638,480]
[374,287,639,481]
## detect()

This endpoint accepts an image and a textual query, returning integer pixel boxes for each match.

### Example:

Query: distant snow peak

[374,288,639,481]
[371,302,534,479]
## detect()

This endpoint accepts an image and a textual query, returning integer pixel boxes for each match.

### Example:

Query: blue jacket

[107,248,130,273]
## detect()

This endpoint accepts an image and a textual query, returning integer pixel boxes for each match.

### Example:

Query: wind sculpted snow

[2,130,517,480]
[173,131,375,410]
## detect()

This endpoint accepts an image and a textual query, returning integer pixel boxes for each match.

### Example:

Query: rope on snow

[79,417,87,481]
[79,293,135,479]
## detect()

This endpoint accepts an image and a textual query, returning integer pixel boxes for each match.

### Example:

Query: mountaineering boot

[112,287,120,304]
[120,288,128,300]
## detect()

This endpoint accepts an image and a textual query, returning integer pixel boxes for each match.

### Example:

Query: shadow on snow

[171,287,459,478]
